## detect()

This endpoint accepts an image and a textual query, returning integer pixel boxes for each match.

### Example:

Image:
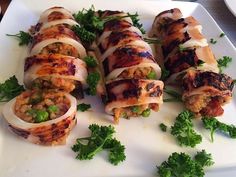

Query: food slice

[30,25,86,58]
[182,70,234,116]
[103,45,161,81]
[24,54,87,95]
[105,79,164,123]
[2,90,77,145]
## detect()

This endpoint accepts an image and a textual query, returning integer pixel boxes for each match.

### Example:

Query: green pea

[131,106,141,113]
[48,105,59,113]
[141,108,151,117]
[35,110,49,123]
[147,71,156,79]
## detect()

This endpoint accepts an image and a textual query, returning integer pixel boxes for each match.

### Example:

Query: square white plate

[0,0,236,177]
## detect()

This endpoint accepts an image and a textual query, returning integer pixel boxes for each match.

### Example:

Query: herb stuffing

[6,31,32,46]
[202,117,236,142]
[71,124,126,165]
[171,110,202,147]
[157,150,214,177]
[0,75,25,102]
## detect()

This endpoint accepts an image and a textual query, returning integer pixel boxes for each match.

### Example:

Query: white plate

[0,0,236,177]
[225,0,236,17]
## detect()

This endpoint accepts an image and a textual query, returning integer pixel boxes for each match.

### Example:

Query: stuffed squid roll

[30,25,86,58]
[105,79,164,123]
[30,7,78,34]
[103,45,161,81]
[24,54,87,95]
[182,70,234,117]
[2,90,77,145]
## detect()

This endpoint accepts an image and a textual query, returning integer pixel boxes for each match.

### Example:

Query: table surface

[0,0,236,46]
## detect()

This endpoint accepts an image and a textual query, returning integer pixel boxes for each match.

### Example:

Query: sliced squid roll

[97,20,142,45]
[165,46,219,75]
[182,70,234,117]
[39,7,74,23]
[2,90,77,145]
[103,45,161,81]
[105,79,164,123]
[99,30,152,62]
[24,54,87,93]
[30,25,86,58]
[164,16,202,37]
[162,28,208,58]
[149,8,183,38]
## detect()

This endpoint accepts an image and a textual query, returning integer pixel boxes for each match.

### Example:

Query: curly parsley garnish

[0,75,25,102]
[77,103,91,112]
[171,110,202,147]
[6,31,32,46]
[157,150,214,177]
[71,124,126,165]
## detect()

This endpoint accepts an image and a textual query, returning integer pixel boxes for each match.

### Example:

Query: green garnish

[142,108,151,117]
[202,117,236,142]
[86,72,100,95]
[131,106,141,113]
[72,25,96,44]
[163,88,182,103]
[47,105,58,113]
[178,44,187,52]
[0,75,25,102]
[6,31,32,46]
[159,123,167,132]
[84,56,97,67]
[143,37,161,44]
[157,150,214,177]
[161,67,170,81]
[77,103,91,112]
[171,110,202,147]
[217,56,232,73]
[73,6,145,34]
[219,33,225,38]
[127,12,145,34]
[71,124,126,165]
[233,79,236,84]
[210,38,217,44]
[27,109,49,123]
[147,71,156,79]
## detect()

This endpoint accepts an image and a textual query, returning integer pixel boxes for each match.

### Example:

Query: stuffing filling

[40,42,79,57]
[14,90,70,123]
[118,67,156,80]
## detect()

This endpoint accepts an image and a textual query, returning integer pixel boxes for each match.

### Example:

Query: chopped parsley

[84,56,98,67]
[159,123,167,132]
[217,56,232,73]
[219,33,225,38]
[210,38,217,44]
[77,103,91,112]
[86,72,100,95]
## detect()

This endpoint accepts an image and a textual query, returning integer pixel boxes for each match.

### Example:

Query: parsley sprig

[71,124,126,165]
[217,56,232,73]
[202,117,236,142]
[6,31,32,46]
[86,71,100,95]
[157,150,214,177]
[0,76,25,102]
[171,110,202,147]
